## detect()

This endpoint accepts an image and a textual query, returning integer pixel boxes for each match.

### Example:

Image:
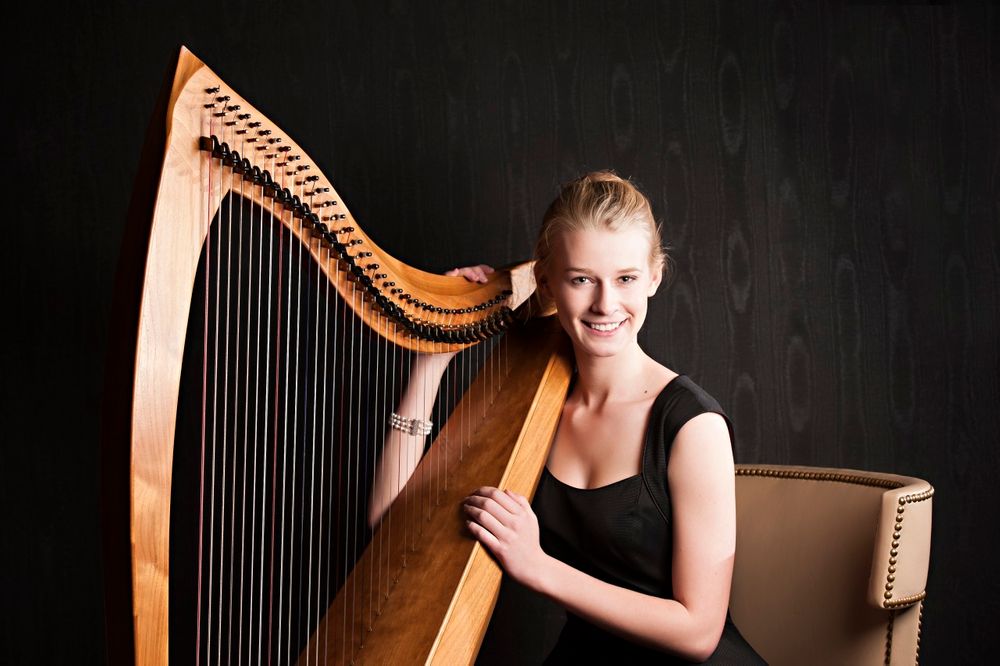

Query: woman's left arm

[463,412,736,662]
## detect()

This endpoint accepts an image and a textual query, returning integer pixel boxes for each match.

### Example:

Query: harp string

[362,292,372,638]
[440,331,447,496]
[292,172,308,666]
[379,312,390,622]
[267,172,285,663]
[294,185,307,666]
[221,120,236,666]
[294,217,306,664]
[341,278,355,663]
[208,117,228,666]
[370,312,384,627]
[248,140,265,660]
[355,279,368,651]
[310,207,327,666]
[229,135,247,666]
[194,109,214,666]
[275,173,289,663]
[354,279,367,658]
[215,130,231,666]
[303,213,323,666]
[381,315,392,619]
[301,177,320,662]
[387,315,399,609]
[236,137,256,666]
[250,153,272,666]
[318,220,335,665]
[367,311,380,639]
[329,260,346,665]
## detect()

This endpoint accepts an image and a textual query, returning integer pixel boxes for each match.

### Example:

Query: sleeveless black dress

[533,375,766,664]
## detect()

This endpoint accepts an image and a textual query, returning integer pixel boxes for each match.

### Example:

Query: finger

[482,487,520,514]
[480,264,495,274]
[472,486,513,505]
[464,494,517,524]
[459,267,482,283]
[445,267,477,281]
[464,502,509,536]
[465,519,500,550]
[505,489,531,510]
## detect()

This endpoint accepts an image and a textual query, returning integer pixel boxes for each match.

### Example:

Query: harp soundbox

[101,46,572,665]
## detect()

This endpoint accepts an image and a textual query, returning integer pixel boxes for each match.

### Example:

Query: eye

[619,275,638,284]
[570,276,591,285]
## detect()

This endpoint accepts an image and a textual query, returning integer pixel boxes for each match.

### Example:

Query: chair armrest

[867,476,934,609]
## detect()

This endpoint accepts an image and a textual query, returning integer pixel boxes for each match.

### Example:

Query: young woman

[370,172,764,663]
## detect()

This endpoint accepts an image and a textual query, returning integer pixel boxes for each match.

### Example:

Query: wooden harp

[101,46,572,665]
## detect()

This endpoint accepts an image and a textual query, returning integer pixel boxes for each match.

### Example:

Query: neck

[571,341,651,408]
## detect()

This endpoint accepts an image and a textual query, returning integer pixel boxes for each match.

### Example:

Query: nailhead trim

[915,599,924,664]
[884,590,926,609]
[884,609,895,665]
[735,467,904,489]
[882,487,934,608]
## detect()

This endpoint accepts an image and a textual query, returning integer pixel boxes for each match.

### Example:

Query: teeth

[586,320,623,332]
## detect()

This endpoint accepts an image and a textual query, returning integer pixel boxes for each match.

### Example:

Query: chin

[576,345,625,360]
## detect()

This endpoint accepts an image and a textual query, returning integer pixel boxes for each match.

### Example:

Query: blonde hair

[532,171,669,313]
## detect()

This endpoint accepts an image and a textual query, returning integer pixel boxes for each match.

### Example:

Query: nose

[590,281,617,316]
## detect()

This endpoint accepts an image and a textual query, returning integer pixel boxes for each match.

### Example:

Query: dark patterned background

[5,1,996,663]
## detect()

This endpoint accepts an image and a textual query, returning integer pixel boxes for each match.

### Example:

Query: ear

[647,261,664,297]
[537,273,552,300]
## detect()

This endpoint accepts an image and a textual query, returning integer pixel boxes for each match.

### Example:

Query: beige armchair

[730,465,933,665]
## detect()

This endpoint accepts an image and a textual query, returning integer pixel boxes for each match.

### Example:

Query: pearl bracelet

[390,412,433,437]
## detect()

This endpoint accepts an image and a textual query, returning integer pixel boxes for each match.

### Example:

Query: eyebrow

[564,267,643,274]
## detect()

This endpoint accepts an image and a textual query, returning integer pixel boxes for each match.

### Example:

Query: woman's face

[539,226,663,360]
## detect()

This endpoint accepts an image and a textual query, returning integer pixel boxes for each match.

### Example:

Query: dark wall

[6,1,996,663]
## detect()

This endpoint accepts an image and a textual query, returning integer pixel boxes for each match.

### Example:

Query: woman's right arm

[366,264,494,527]
[367,352,453,527]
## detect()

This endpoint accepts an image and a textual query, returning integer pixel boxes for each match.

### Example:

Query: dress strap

[640,376,736,524]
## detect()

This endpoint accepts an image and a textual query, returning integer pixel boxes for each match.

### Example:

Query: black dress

[532,374,766,664]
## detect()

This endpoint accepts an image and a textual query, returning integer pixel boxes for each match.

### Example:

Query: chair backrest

[730,465,933,665]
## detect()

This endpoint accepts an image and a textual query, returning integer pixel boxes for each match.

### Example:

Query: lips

[583,320,625,332]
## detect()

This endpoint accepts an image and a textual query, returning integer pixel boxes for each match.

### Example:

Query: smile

[583,320,625,332]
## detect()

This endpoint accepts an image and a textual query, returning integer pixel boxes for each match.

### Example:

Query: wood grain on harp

[109,45,572,665]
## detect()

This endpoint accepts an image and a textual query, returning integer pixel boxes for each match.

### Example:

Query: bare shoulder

[668,413,734,473]
[667,412,735,529]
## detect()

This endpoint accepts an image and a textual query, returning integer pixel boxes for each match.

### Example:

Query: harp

[101,46,572,665]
